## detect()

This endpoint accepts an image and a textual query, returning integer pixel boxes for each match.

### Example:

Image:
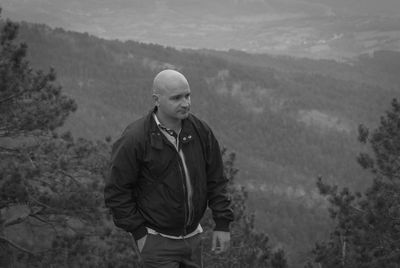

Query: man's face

[156,82,191,121]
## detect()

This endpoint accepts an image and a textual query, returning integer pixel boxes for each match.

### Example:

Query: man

[104,69,234,267]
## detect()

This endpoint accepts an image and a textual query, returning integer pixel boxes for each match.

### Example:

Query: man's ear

[152,94,159,106]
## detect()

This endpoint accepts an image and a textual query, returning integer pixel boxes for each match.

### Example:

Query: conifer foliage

[312,99,400,267]
[0,13,76,137]
[0,11,110,267]
[202,150,288,268]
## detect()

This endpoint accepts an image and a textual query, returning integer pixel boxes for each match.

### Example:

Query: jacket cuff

[130,225,148,240]
[214,218,231,232]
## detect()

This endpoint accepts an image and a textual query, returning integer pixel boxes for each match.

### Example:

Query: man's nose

[181,98,190,107]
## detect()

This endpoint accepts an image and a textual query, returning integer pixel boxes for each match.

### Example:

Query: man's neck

[155,112,182,133]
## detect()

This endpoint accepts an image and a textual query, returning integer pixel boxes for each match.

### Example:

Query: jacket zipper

[164,135,193,235]
[177,159,189,235]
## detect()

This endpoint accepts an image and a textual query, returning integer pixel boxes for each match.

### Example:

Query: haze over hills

[10,19,400,265]
[2,0,400,59]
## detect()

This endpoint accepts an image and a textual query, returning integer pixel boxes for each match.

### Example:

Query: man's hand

[137,235,147,252]
[211,231,230,254]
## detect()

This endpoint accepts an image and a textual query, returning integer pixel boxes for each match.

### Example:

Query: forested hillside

[11,21,399,265]
[200,49,400,90]
[1,17,287,268]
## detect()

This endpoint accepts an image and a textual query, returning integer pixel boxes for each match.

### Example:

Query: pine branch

[349,205,365,214]
[28,177,54,188]
[57,170,82,185]
[0,73,52,105]
[26,152,37,168]
[29,196,56,212]
[0,235,36,256]
[0,83,22,104]
[0,146,20,153]
[3,206,45,228]
[3,214,28,228]
[29,214,59,235]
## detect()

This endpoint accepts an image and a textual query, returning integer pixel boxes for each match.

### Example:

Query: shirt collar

[153,113,180,139]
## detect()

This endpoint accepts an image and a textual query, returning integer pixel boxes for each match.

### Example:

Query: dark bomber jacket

[104,108,234,240]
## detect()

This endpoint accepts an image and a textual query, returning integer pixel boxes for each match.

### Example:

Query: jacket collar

[147,107,195,149]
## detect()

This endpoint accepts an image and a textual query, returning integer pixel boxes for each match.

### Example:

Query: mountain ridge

[2,0,400,59]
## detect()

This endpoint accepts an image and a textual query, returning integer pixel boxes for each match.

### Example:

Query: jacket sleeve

[104,133,147,240]
[205,127,234,232]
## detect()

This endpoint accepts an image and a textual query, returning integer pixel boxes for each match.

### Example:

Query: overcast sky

[3,0,400,25]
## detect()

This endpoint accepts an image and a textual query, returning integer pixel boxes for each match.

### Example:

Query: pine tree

[0,14,76,137]
[201,150,288,268]
[0,12,110,266]
[312,99,400,268]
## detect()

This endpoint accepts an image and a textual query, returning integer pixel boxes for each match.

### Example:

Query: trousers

[139,233,203,268]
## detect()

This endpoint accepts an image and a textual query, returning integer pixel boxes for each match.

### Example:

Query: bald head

[152,69,189,96]
[152,69,191,125]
